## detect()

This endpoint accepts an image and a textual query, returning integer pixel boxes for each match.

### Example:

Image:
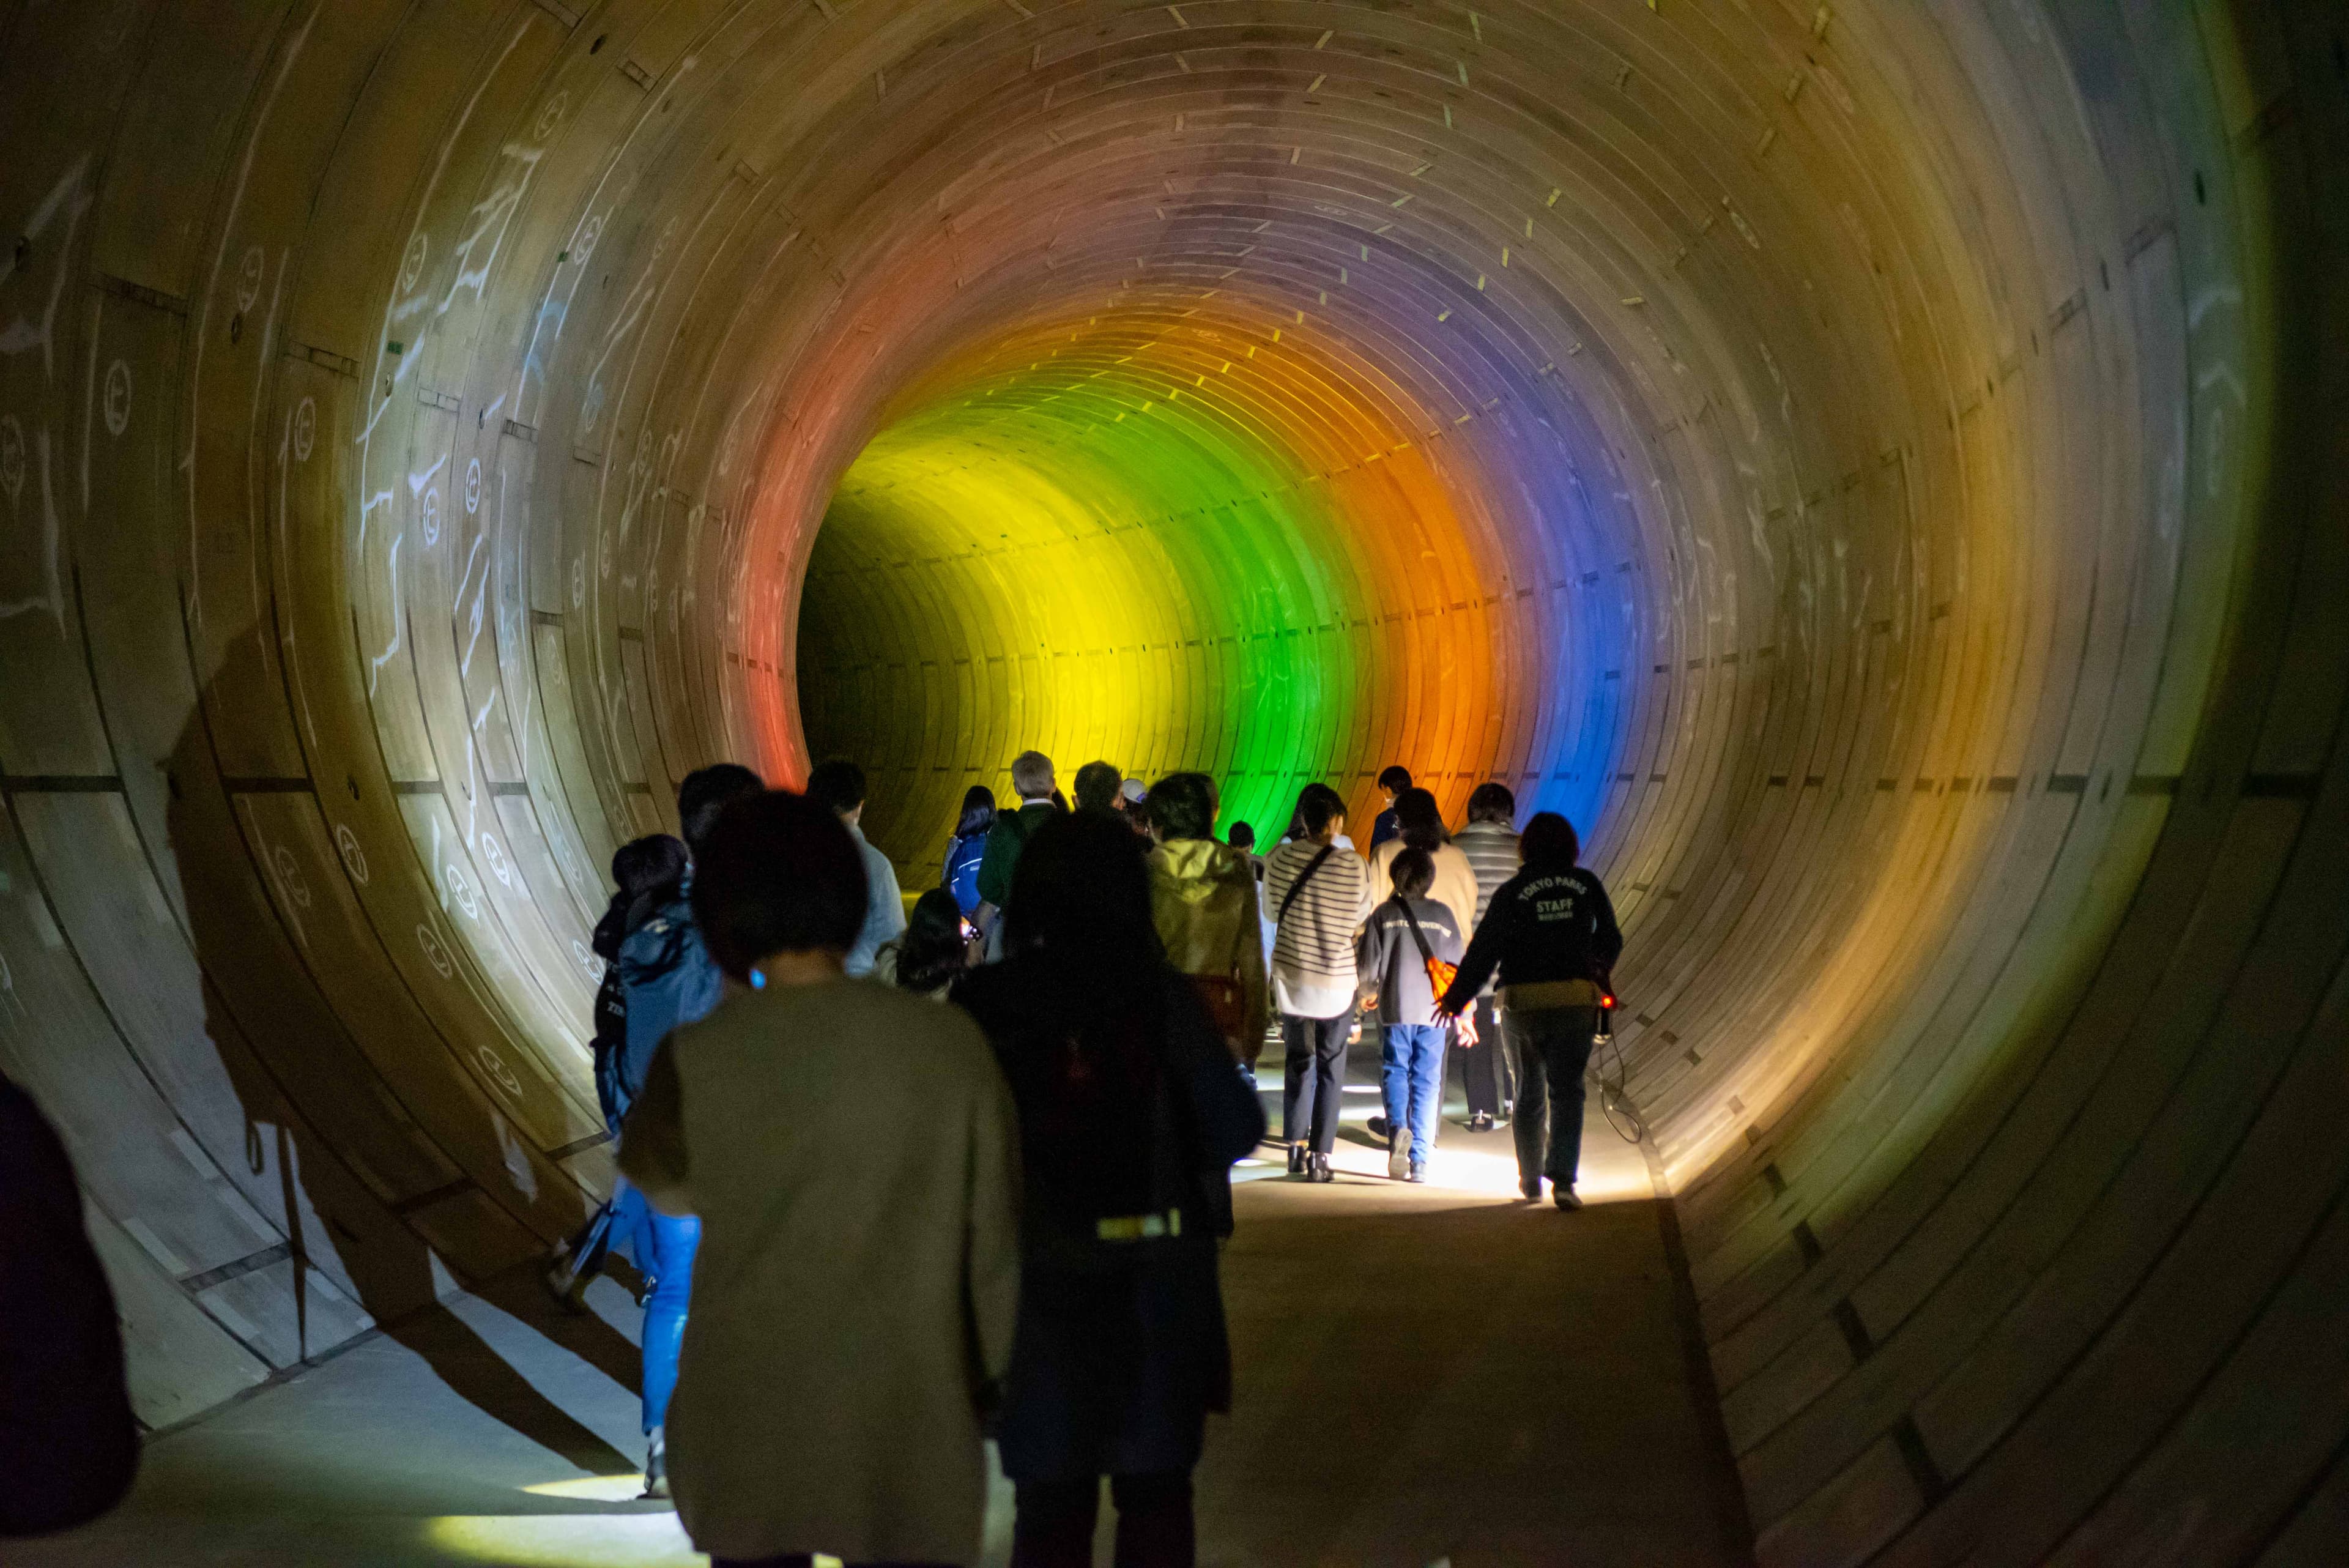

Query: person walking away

[875,887,972,998]
[1118,776,1151,833]
[1228,819,1274,986]
[1282,781,1357,853]
[1358,849,1465,1183]
[1363,788,1477,1145]
[806,760,906,979]
[546,833,690,1306]
[975,750,1058,953]
[1365,787,1479,938]
[618,762,765,1496]
[620,790,1020,1567]
[1264,787,1372,1181]
[1073,759,1124,817]
[1,1071,139,1538]
[953,812,1264,1568]
[941,786,997,918]
[1367,765,1412,850]
[1143,773,1271,1078]
[1450,784,1524,1132]
[1436,813,1622,1210]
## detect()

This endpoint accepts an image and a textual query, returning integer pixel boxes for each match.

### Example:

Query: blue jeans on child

[615,1181,700,1433]
[1380,1023,1449,1169]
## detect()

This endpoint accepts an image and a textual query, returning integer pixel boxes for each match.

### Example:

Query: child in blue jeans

[1356,849,1464,1182]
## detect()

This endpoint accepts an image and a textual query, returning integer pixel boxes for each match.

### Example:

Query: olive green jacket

[1147,838,1271,1050]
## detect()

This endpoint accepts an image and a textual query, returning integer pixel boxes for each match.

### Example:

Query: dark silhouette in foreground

[0,1072,139,1537]
[956,811,1265,1566]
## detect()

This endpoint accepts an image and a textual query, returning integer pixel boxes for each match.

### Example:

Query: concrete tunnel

[1,1,2344,1564]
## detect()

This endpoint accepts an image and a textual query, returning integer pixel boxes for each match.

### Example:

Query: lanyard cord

[1592,1006,1646,1145]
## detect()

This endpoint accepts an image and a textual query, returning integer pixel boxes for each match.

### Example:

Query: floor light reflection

[428,1511,707,1566]
[521,1476,656,1501]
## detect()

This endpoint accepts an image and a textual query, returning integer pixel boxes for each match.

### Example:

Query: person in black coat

[1,1072,139,1537]
[953,811,1265,1568]
[1437,812,1622,1209]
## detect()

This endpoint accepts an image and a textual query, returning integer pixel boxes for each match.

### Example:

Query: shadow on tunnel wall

[162,694,637,1476]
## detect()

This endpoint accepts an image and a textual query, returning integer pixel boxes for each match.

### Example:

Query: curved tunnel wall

[0,2,2342,1562]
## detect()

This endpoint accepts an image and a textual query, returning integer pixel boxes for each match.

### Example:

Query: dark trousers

[1457,997,1515,1119]
[1012,1471,1195,1568]
[1507,1006,1599,1191]
[1280,1013,1351,1152]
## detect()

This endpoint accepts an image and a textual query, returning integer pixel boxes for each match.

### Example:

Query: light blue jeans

[1380,1023,1449,1169]
[615,1181,700,1434]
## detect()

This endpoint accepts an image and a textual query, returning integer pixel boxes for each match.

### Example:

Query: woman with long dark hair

[941,784,998,916]
[953,812,1266,1568]
[875,886,972,998]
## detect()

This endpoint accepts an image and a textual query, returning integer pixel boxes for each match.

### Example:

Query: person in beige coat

[1142,772,1271,1066]
[620,790,1022,1568]
[1364,786,1479,938]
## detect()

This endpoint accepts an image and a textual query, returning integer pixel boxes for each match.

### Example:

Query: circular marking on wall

[293,398,316,462]
[236,245,265,313]
[0,416,23,507]
[575,213,604,266]
[475,1044,523,1098]
[464,456,481,515]
[571,555,585,608]
[103,360,132,437]
[398,232,428,293]
[334,823,369,884]
[480,831,512,888]
[272,842,312,907]
[580,378,605,435]
[445,863,479,920]
[534,89,569,141]
[421,486,441,546]
[416,921,454,977]
[572,938,603,982]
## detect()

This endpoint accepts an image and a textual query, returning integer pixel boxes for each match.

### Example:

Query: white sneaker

[1388,1125,1413,1181]
[640,1427,670,1501]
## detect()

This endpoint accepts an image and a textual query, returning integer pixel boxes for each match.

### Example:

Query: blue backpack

[610,894,723,1123]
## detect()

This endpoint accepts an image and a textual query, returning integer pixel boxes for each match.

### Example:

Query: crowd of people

[559,750,1621,1568]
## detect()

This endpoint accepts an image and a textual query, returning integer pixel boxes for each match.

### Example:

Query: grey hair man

[973,751,1058,949]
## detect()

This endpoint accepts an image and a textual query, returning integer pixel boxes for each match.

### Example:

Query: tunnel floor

[21,1070,1748,1568]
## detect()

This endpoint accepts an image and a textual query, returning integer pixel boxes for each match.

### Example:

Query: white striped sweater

[1263,838,1374,1019]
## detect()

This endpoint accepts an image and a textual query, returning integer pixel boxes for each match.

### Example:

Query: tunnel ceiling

[2,2,2343,1564]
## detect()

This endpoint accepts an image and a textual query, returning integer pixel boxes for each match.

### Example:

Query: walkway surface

[20,1059,1751,1567]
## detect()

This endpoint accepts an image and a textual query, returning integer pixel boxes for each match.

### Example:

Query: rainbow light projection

[634,0,2256,1211]
[792,285,1637,874]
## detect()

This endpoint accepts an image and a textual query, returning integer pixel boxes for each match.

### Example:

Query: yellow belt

[1499,979,1606,1013]
[1094,1209,1183,1242]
